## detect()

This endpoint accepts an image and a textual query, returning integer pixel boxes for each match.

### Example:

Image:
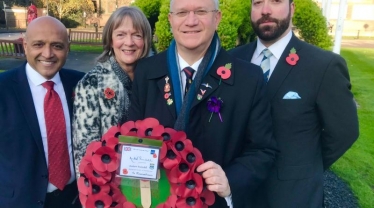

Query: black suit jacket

[229,35,359,208]
[0,64,84,207]
[129,49,277,207]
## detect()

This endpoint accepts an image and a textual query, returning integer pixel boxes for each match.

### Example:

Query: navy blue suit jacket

[229,35,358,207]
[0,64,84,207]
[129,49,278,207]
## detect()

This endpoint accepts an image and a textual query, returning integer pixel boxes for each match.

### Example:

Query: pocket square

[283,91,301,99]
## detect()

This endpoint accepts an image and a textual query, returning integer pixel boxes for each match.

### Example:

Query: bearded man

[229,0,359,207]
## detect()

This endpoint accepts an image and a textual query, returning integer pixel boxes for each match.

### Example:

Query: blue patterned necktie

[183,67,195,96]
[260,48,273,82]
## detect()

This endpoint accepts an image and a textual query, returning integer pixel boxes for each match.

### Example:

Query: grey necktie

[260,48,273,82]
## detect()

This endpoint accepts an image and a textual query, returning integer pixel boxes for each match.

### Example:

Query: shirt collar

[254,30,293,60]
[178,54,203,72]
[26,63,62,87]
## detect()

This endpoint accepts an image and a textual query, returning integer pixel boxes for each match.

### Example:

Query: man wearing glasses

[129,0,277,207]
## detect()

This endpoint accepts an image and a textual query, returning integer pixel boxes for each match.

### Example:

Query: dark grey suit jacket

[229,35,359,208]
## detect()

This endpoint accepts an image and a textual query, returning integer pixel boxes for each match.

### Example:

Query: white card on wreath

[119,145,160,180]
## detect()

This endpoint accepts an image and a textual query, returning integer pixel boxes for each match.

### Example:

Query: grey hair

[97,6,152,63]
[169,0,219,10]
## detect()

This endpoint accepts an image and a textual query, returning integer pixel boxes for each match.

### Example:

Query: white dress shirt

[26,64,75,193]
[177,55,233,208]
[251,30,293,79]
[178,54,202,101]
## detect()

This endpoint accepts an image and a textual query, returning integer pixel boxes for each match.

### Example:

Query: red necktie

[42,81,71,190]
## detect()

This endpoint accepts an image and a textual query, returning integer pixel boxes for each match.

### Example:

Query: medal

[167,98,173,105]
[164,76,170,93]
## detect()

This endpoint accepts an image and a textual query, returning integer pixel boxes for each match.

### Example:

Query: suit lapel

[267,35,302,100]
[147,53,177,120]
[157,76,177,119]
[191,50,234,109]
[12,65,45,155]
[59,69,74,119]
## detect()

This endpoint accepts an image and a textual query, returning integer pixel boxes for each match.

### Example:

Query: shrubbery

[293,0,332,49]
[218,0,251,49]
[132,0,161,31]
[150,0,332,51]
[154,0,172,52]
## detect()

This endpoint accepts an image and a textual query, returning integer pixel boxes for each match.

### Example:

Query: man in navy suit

[0,16,84,208]
[129,0,277,207]
[229,0,359,207]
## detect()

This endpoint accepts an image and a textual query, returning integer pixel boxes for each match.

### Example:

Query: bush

[218,0,251,49]
[152,0,332,51]
[154,0,172,52]
[293,0,332,49]
[61,17,80,28]
[132,0,162,31]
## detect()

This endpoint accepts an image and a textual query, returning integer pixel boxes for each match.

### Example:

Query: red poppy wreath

[78,118,215,208]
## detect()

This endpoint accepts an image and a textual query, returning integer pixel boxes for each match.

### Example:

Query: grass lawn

[70,44,103,53]
[332,47,374,208]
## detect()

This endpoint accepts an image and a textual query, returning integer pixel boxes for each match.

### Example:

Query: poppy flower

[123,201,137,208]
[161,147,181,170]
[78,176,91,195]
[110,186,127,208]
[84,163,112,185]
[85,141,103,158]
[103,136,119,153]
[175,173,203,198]
[79,193,88,207]
[286,47,299,66]
[79,155,92,174]
[104,87,116,99]
[168,132,194,161]
[168,162,194,183]
[92,146,119,173]
[86,192,112,208]
[120,121,138,136]
[176,195,203,208]
[102,126,121,141]
[88,182,111,195]
[136,117,160,137]
[180,147,204,172]
[286,53,299,65]
[216,63,232,80]
[156,194,178,208]
[200,188,215,207]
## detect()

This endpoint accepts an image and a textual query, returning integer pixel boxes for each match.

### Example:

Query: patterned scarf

[109,56,132,124]
[167,33,221,131]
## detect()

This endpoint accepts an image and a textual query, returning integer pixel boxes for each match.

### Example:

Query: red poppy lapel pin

[104,87,115,99]
[286,47,299,66]
[216,63,232,85]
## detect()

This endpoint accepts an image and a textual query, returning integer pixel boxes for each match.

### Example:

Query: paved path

[341,39,374,48]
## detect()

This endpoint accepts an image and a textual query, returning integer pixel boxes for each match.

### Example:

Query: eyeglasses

[169,10,218,18]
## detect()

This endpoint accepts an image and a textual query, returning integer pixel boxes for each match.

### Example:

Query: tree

[154,0,172,52]
[218,0,251,49]
[132,0,162,31]
[153,0,332,51]
[47,0,94,20]
[293,0,332,49]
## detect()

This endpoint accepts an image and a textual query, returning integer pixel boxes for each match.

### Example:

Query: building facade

[317,0,374,37]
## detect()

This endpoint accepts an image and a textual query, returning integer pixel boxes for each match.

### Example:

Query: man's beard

[251,11,291,42]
